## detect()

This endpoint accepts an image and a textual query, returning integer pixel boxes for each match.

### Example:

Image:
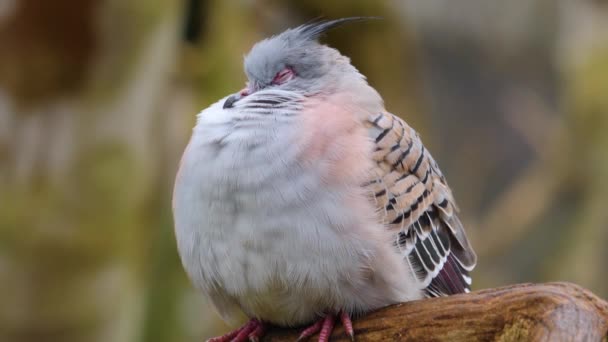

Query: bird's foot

[296,311,354,342]
[207,318,266,342]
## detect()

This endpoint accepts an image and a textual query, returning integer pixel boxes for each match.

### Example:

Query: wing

[364,112,477,296]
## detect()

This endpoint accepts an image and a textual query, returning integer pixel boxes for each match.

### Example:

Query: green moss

[495,319,533,342]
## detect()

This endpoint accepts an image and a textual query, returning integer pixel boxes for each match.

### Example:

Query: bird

[172,17,477,342]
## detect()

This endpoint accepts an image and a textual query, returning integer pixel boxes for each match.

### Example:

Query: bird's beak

[223,87,251,109]
[223,93,241,109]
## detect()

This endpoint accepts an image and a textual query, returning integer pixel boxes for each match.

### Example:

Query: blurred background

[1,0,607,341]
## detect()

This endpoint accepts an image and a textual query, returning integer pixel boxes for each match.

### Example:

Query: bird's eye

[271,67,295,85]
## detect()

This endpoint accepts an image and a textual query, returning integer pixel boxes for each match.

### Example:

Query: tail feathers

[425,253,472,297]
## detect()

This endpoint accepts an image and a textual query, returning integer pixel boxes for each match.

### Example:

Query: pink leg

[296,319,324,341]
[296,311,355,342]
[340,311,355,341]
[206,325,244,342]
[247,321,267,342]
[318,315,335,342]
[206,319,266,342]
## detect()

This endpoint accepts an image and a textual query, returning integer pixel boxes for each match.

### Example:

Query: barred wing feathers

[364,112,477,296]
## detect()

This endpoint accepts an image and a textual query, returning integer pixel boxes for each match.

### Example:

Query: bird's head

[223,17,381,110]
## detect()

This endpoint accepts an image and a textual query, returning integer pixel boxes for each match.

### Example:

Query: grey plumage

[173,17,476,342]
[243,18,376,93]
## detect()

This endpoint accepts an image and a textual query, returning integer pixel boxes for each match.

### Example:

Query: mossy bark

[263,283,608,342]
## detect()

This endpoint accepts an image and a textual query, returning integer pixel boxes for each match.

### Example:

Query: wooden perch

[263,282,608,341]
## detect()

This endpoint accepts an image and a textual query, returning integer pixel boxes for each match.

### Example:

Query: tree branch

[263,282,608,341]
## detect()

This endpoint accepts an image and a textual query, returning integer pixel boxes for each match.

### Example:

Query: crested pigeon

[172,18,477,342]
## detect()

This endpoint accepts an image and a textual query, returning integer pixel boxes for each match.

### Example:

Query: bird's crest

[243,17,380,87]
[293,17,380,42]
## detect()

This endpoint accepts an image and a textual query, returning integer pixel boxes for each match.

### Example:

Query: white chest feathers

[172,96,421,325]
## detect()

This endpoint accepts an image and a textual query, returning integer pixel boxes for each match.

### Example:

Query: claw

[296,319,323,341]
[340,311,355,341]
[207,325,243,342]
[248,321,267,342]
